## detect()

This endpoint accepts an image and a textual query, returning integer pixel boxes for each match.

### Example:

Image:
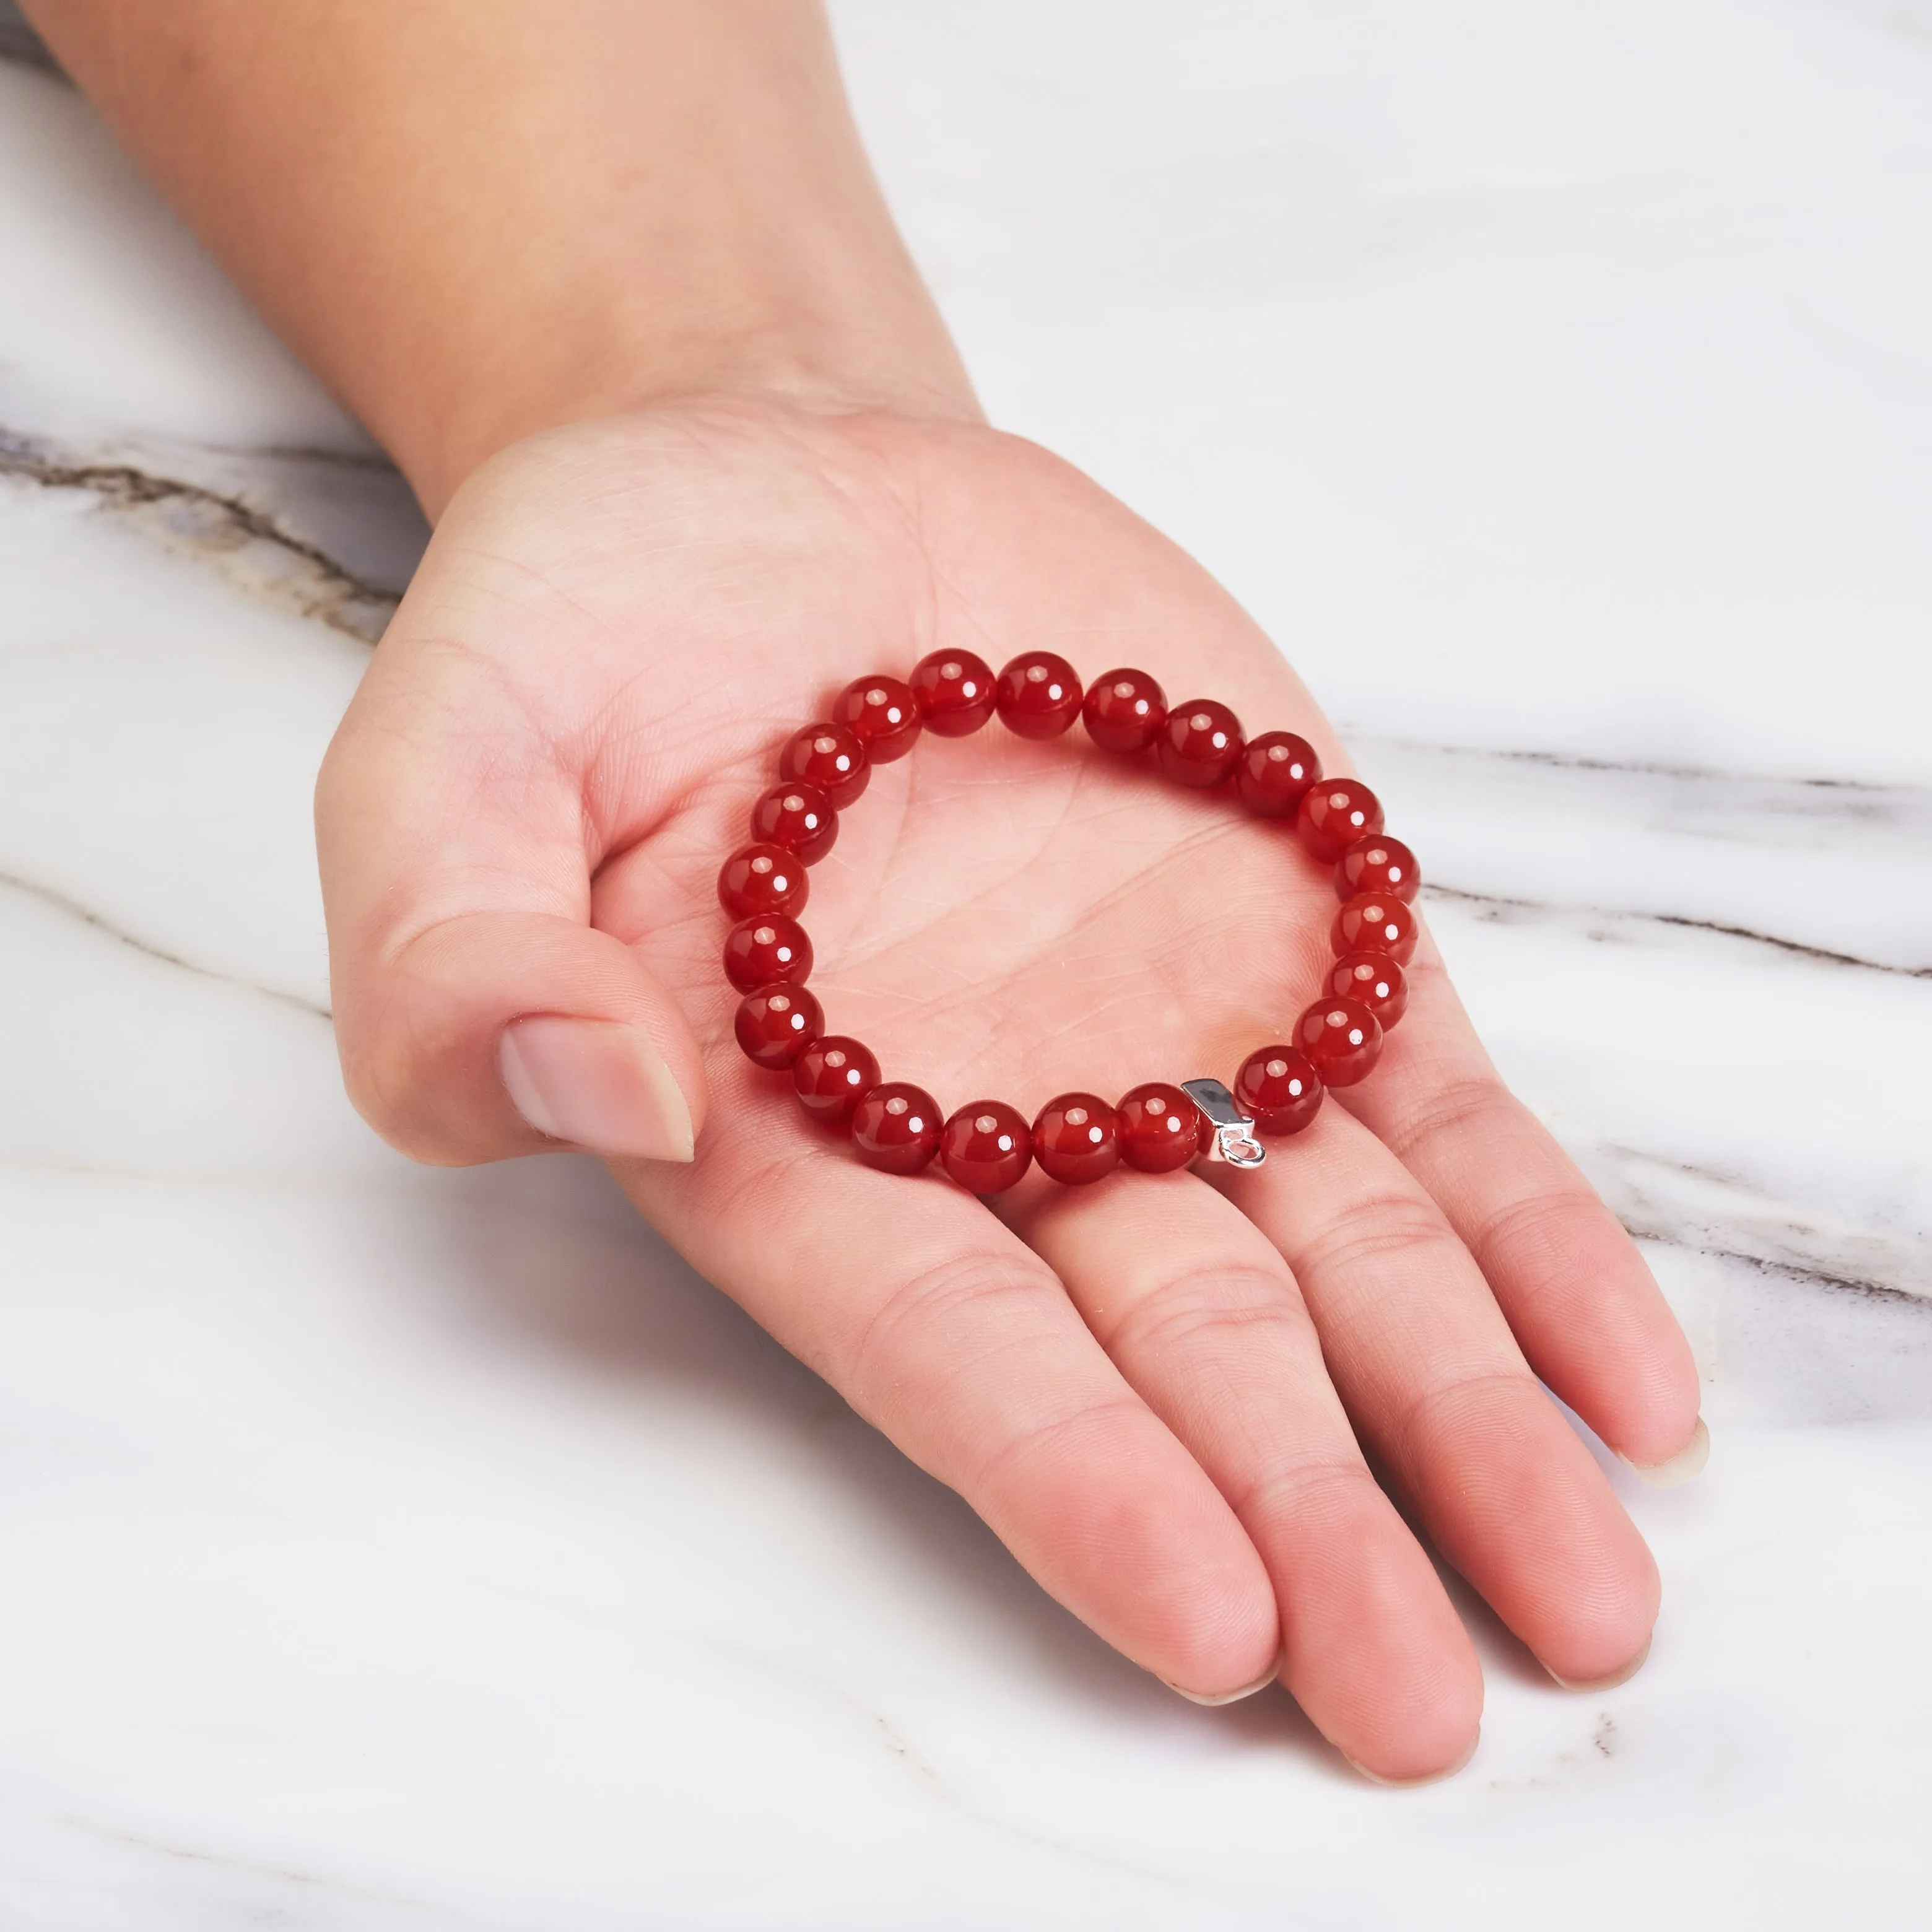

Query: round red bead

[1233,1047,1324,1138]
[939,1100,1033,1194]
[1155,698,1244,789]
[734,984,822,1071]
[1081,666,1168,755]
[996,651,1084,739]
[832,674,921,764]
[1325,953,1408,1030]
[1297,778,1385,864]
[909,649,997,737]
[1333,892,1418,965]
[1118,1082,1206,1172]
[749,781,837,864]
[1335,833,1419,903]
[718,842,809,920]
[1237,731,1321,817]
[852,1082,942,1174]
[723,913,813,993]
[1292,996,1383,1087]
[1031,1093,1121,1185]
[792,1035,880,1128]
[779,723,869,809]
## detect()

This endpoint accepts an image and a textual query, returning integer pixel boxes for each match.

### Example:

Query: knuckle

[1299,1190,1456,1279]
[1233,1453,1382,1527]
[1109,1264,1311,1359]
[1383,1071,1514,1161]
[843,1248,1064,1403]
[1395,1365,1539,1470]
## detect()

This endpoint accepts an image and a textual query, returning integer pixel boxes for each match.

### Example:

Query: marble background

[1,2,1928,1925]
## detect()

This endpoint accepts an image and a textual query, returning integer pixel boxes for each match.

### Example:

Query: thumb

[316,729,707,1173]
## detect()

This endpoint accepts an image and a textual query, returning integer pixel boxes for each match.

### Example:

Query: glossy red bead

[1155,698,1244,789]
[995,651,1084,739]
[852,1082,942,1174]
[1237,731,1321,818]
[909,649,997,737]
[749,781,837,864]
[1332,892,1418,965]
[791,1035,880,1128]
[1335,833,1419,903]
[1324,954,1408,1030]
[734,984,822,1071]
[779,722,869,809]
[1031,1092,1121,1185]
[718,842,809,920]
[1233,1046,1324,1138]
[1297,778,1385,864]
[723,913,813,993]
[1292,996,1383,1087]
[939,1100,1033,1194]
[832,674,921,764]
[1117,1082,1206,1172]
[1082,666,1168,755]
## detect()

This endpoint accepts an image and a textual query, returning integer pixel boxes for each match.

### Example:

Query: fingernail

[1622,1416,1710,1489]
[1343,1730,1480,1788]
[500,1017,695,1161]
[1163,1652,1282,1707]
[1546,1635,1650,1692]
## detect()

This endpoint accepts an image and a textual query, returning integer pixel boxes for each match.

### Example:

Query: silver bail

[1180,1077,1266,1168]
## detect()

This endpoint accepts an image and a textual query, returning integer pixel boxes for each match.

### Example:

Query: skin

[27,0,1703,1781]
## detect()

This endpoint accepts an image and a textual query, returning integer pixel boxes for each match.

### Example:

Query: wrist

[391,264,980,520]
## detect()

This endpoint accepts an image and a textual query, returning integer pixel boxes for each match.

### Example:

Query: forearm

[23,0,976,515]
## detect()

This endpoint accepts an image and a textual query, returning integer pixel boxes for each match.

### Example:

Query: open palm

[318,401,1701,1782]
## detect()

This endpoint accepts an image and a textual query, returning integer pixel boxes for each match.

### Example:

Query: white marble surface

[2,4,1930,1925]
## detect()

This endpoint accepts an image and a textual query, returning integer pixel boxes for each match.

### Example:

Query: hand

[317,398,1703,1782]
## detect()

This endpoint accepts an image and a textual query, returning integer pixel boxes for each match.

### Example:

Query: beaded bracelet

[719,651,1419,1193]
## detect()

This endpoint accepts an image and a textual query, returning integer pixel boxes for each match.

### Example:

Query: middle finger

[1006,1164,1483,1782]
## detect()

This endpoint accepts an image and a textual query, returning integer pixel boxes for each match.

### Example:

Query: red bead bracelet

[720,652,1420,1193]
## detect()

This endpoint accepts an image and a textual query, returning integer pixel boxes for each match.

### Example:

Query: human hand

[317,399,1704,1783]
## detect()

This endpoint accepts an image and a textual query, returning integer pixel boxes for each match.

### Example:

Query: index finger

[620,1066,1282,1701]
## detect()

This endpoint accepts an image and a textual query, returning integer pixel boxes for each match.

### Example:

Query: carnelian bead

[1082,666,1168,755]
[1297,778,1385,864]
[723,914,813,993]
[1325,954,1408,1029]
[749,781,837,864]
[1118,1082,1205,1172]
[779,722,869,809]
[734,985,822,1071]
[852,1082,942,1174]
[1292,996,1383,1087]
[1031,1092,1121,1185]
[995,651,1084,739]
[792,1035,880,1128]
[718,842,809,920]
[939,1100,1033,1194]
[1233,1046,1324,1137]
[1335,833,1419,904]
[832,674,921,764]
[1237,731,1321,818]
[1155,698,1244,789]
[1333,892,1418,965]
[909,649,997,737]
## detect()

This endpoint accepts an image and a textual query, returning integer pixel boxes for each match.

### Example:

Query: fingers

[621,1097,1281,1700]
[1005,1167,1482,1780]
[1211,1102,1661,1690]
[316,664,707,1168]
[1341,938,1704,1473]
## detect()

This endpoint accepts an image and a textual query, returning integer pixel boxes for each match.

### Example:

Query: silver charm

[1181,1078,1266,1168]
